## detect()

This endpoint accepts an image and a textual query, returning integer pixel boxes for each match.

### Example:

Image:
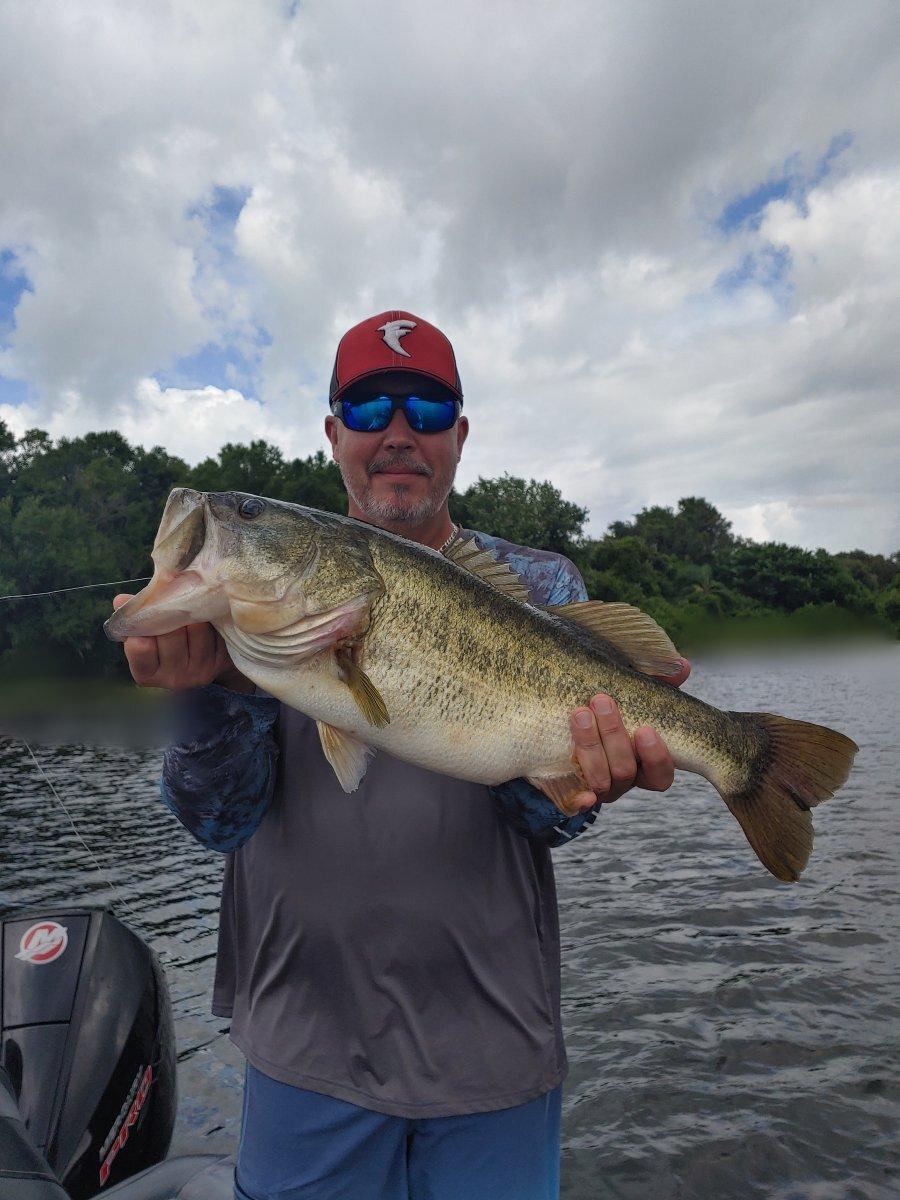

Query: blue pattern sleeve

[475,538,602,847]
[160,683,280,853]
[489,777,602,847]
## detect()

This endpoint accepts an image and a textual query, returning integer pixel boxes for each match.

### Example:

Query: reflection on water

[1,645,898,1199]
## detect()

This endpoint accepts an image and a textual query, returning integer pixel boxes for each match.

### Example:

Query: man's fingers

[589,695,637,788]
[569,695,639,805]
[115,594,158,684]
[633,727,676,791]
[570,707,611,795]
[113,592,231,691]
[186,621,218,671]
[124,636,160,684]
[211,630,236,676]
[155,627,190,679]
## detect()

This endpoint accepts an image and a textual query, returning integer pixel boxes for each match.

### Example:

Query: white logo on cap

[378,319,417,357]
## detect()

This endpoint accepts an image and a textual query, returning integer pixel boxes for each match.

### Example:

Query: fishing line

[20,739,142,924]
[2,576,204,969]
[17,738,187,969]
[0,577,151,602]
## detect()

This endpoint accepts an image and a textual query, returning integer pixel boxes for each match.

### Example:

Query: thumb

[112,592,134,609]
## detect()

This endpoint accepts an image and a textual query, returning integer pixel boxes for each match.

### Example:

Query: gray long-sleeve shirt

[162,531,595,1117]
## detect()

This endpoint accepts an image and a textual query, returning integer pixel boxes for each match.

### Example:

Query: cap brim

[331,365,463,405]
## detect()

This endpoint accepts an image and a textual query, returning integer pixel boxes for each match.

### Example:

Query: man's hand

[112,593,253,693]
[564,659,691,816]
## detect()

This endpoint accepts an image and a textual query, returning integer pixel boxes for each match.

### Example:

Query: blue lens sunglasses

[331,390,460,434]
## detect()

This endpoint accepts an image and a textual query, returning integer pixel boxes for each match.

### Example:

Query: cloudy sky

[1,0,898,553]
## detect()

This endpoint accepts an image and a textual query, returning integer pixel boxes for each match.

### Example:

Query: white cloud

[2,378,283,462]
[0,0,899,552]
[120,379,287,463]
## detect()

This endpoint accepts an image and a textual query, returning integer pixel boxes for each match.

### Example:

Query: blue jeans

[235,1064,562,1200]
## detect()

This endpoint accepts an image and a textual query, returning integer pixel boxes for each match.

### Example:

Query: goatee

[338,453,456,525]
[341,475,443,524]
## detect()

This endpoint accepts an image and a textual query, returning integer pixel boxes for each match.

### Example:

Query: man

[114,311,689,1200]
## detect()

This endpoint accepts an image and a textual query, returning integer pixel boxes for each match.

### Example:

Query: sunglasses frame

[330,390,461,434]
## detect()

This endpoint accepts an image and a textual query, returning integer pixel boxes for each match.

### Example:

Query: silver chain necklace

[438,523,459,554]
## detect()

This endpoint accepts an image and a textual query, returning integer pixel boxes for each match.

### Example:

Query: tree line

[0,419,896,678]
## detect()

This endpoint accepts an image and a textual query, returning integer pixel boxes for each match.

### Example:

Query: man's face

[325,371,469,526]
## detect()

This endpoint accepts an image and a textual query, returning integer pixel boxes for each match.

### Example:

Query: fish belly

[232,647,571,786]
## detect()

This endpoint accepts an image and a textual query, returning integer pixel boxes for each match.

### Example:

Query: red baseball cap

[329,310,463,405]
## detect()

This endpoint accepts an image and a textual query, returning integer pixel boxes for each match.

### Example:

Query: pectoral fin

[317,721,374,792]
[336,648,390,728]
[542,600,682,676]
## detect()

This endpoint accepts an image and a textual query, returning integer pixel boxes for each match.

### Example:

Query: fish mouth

[151,488,206,556]
[104,494,226,640]
[104,568,215,641]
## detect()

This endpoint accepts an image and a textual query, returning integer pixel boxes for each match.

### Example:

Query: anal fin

[317,721,374,793]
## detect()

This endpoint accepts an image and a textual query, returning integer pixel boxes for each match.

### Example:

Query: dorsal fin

[542,600,682,676]
[443,534,532,602]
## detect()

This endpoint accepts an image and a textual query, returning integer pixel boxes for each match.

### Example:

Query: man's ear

[455,414,469,461]
[325,414,339,460]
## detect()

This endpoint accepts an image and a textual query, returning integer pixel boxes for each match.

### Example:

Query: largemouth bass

[105,488,858,882]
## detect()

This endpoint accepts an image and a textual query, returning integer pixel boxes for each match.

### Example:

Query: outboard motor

[0,909,231,1199]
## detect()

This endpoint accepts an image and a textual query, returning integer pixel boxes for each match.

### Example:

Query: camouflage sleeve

[490,552,602,846]
[159,683,280,853]
[543,555,589,606]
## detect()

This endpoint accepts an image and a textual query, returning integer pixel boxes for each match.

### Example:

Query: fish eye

[238,497,266,520]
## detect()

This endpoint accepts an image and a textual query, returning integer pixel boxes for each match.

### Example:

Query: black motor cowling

[1,909,177,1198]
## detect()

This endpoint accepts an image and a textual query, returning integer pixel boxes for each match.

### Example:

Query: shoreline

[0,634,894,735]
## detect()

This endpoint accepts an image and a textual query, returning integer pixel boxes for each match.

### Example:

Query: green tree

[0,420,894,680]
[278,450,347,513]
[1,428,190,676]
[0,494,14,661]
[186,443,347,513]
[876,583,900,633]
[580,535,661,604]
[452,474,587,555]
[721,542,868,613]
[0,419,14,501]
[683,563,741,616]
[835,549,899,594]
[674,496,735,563]
[187,439,287,496]
[609,496,733,564]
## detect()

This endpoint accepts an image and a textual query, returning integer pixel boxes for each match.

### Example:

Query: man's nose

[381,408,416,449]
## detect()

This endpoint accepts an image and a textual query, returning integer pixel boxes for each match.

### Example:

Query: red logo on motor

[99,1065,154,1187]
[15,921,69,965]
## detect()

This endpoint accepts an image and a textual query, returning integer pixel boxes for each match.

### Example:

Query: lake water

[1,644,898,1199]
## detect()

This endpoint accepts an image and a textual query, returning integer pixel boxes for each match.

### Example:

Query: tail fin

[724,714,858,882]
